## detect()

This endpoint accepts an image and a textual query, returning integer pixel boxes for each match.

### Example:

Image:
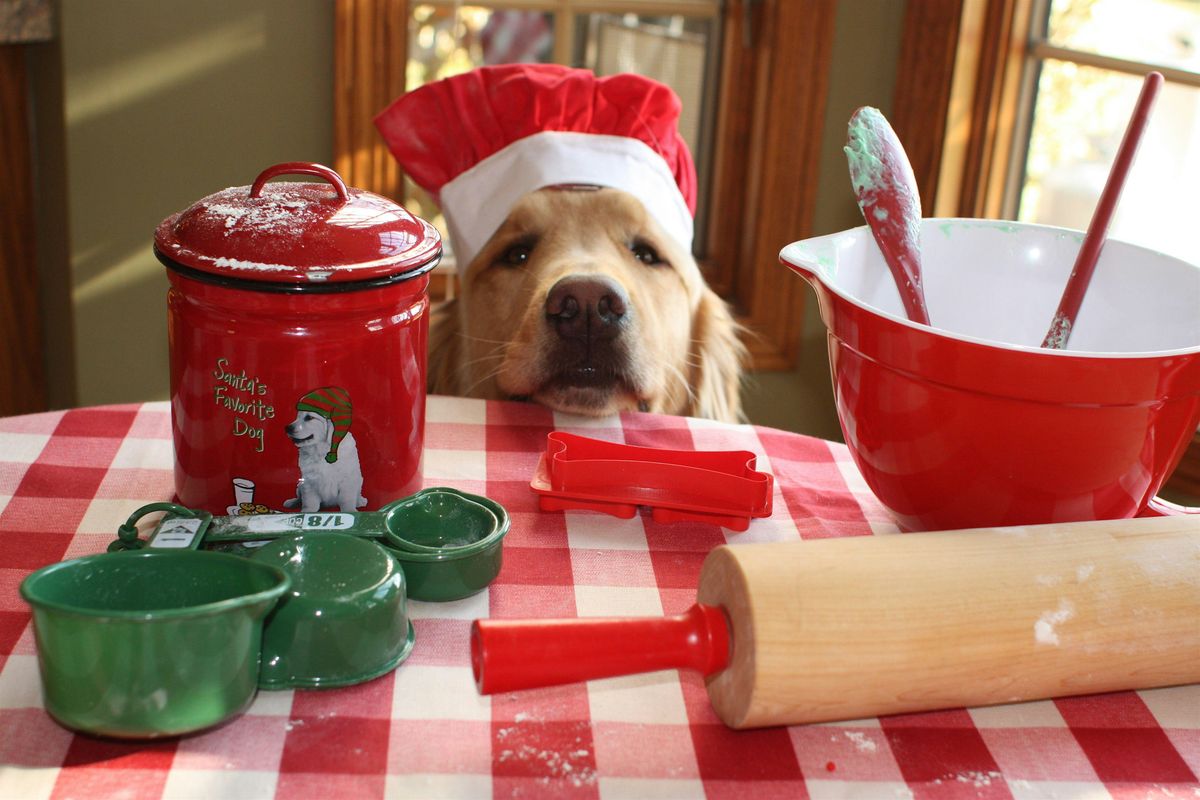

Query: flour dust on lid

[154,162,442,287]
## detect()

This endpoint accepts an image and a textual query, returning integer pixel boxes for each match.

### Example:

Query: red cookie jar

[155,162,441,515]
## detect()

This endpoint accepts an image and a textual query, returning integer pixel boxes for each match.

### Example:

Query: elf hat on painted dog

[374,64,696,268]
[296,387,352,464]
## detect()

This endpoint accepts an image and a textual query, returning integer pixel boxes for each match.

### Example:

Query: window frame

[894,0,1200,219]
[890,0,1036,220]
[332,0,837,371]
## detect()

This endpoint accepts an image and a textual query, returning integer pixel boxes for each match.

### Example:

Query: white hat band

[439,130,695,268]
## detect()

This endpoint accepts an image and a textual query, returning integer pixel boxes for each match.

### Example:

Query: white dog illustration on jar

[282,386,367,512]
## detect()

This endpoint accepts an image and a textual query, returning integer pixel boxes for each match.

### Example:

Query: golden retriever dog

[427,185,745,422]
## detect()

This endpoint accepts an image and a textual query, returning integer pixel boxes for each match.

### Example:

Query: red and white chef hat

[374,64,697,267]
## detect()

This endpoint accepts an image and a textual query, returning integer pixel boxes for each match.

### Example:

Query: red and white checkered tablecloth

[1,397,1196,799]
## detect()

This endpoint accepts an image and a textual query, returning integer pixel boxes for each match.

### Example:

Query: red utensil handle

[471,603,731,695]
[249,161,350,201]
[1042,72,1163,348]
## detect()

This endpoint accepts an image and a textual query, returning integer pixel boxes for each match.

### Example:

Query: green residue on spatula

[844,111,887,197]
[845,107,922,259]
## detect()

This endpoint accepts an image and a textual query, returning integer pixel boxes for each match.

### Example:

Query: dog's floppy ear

[319,414,336,446]
[687,288,746,423]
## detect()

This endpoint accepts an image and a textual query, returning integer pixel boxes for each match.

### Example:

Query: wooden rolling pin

[472,515,1200,729]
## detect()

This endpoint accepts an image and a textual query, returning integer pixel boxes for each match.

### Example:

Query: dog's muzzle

[285,422,313,445]
[543,275,632,387]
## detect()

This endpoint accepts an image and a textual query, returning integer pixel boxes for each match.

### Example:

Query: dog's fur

[429,187,745,422]
[282,411,366,512]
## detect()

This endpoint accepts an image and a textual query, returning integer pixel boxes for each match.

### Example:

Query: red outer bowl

[780,219,1200,531]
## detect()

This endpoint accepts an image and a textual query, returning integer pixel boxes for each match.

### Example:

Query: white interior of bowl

[781,219,1200,355]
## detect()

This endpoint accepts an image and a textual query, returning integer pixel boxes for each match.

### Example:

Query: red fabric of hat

[377,64,696,211]
[374,64,697,265]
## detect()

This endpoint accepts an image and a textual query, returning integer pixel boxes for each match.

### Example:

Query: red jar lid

[154,162,442,288]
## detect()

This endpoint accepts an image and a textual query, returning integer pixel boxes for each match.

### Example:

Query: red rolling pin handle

[471,603,731,694]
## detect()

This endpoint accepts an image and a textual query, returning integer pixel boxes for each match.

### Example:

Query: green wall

[51,0,333,406]
[741,0,906,440]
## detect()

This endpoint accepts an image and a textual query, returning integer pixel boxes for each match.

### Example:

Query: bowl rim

[19,549,292,622]
[779,217,1200,360]
[382,488,511,562]
[249,531,404,600]
[385,493,498,553]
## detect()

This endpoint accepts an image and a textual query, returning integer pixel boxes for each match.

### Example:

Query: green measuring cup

[20,549,290,738]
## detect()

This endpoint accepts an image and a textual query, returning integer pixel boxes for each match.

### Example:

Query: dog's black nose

[544,275,629,341]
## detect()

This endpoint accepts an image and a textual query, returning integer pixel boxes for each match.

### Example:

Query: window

[1017,0,1200,265]
[894,0,1199,267]
[333,0,839,371]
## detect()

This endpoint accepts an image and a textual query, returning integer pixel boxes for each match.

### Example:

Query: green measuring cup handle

[107,502,207,552]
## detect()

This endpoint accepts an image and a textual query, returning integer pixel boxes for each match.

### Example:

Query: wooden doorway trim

[0,44,48,416]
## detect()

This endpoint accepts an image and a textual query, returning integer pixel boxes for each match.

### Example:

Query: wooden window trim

[891,0,1033,219]
[332,0,835,371]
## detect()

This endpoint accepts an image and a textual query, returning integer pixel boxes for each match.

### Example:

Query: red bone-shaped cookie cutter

[529,432,773,531]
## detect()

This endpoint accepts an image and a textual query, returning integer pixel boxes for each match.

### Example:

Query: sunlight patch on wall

[65,14,266,126]
[73,248,162,306]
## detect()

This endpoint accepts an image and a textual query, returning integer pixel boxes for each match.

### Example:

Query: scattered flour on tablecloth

[496,745,597,788]
[955,770,1002,787]
[843,731,878,752]
[494,712,597,788]
[930,770,1003,788]
[1035,599,1075,646]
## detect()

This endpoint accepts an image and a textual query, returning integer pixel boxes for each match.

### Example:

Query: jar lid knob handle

[249,162,350,202]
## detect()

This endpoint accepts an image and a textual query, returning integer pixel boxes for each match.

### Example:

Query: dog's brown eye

[630,241,664,266]
[498,244,532,267]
